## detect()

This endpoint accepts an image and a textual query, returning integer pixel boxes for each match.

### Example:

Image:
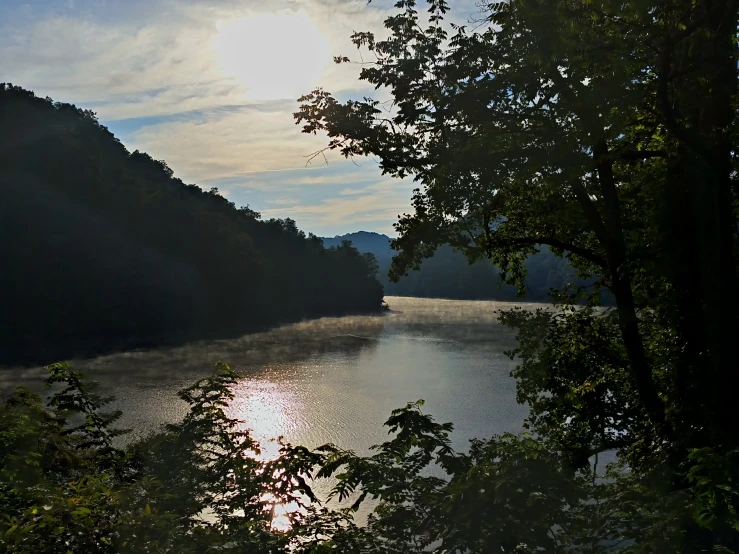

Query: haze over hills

[322,231,590,302]
[0,85,384,365]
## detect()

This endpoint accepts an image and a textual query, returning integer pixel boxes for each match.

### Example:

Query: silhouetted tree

[0,84,384,365]
[296,0,739,548]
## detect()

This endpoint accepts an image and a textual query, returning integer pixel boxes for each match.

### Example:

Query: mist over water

[1,296,541,521]
[1,295,534,456]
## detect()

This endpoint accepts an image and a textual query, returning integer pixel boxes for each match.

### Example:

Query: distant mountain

[321,231,591,302]
[321,232,394,266]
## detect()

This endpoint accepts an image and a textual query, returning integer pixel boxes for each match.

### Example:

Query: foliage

[0,86,384,365]
[296,0,739,420]
[0,363,339,553]
[5,363,737,553]
[295,0,739,549]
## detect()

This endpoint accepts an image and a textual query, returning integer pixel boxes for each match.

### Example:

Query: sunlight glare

[228,380,295,461]
[212,11,330,100]
[227,378,307,531]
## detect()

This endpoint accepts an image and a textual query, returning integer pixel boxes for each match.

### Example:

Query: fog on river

[2,296,548,521]
[2,296,543,459]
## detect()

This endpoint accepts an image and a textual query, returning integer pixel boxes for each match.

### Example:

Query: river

[2,296,537,519]
[2,297,533,451]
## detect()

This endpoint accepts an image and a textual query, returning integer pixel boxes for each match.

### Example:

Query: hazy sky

[0,0,479,237]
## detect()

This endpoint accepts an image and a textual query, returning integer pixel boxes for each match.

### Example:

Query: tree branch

[656,39,713,161]
[495,236,608,269]
[611,150,666,162]
[570,179,614,251]
[594,140,666,428]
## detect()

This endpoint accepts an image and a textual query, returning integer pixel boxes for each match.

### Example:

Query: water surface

[2,297,535,453]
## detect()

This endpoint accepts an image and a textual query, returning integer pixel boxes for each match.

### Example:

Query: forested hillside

[323,231,589,301]
[0,85,384,365]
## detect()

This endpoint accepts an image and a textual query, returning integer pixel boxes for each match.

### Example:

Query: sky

[0,0,479,237]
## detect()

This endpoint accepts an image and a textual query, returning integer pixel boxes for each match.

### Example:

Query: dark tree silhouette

[0,84,384,365]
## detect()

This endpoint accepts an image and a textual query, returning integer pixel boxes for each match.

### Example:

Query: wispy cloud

[338,188,368,196]
[260,178,413,234]
[126,103,339,182]
[0,0,480,234]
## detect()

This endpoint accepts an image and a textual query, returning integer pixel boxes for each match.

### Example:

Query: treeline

[323,232,594,302]
[0,85,383,365]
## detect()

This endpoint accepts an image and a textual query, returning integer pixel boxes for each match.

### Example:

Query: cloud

[125,103,334,182]
[0,0,481,234]
[1,16,217,107]
[291,170,380,187]
[0,0,387,120]
[260,177,413,232]
[338,188,367,196]
[266,196,300,206]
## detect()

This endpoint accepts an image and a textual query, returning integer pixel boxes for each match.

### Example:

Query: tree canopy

[0,85,384,365]
[296,0,739,549]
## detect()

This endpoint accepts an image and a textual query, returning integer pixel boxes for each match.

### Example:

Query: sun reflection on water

[227,375,306,530]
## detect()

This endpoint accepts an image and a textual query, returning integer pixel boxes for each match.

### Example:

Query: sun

[212,11,330,100]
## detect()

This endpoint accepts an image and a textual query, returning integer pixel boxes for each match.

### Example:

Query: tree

[296,0,737,447]
[5,363,732,553]
[0,84,386,365]
[296,0,739,547]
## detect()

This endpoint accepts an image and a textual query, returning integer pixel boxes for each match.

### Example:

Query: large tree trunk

[591,141,667,428]
[697,0,739,446]
[660,1,739,447]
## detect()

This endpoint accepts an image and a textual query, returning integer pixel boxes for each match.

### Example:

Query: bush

[2,360,736,553]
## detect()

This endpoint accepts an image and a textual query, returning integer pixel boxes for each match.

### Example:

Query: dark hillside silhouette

[0,84,384,365]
